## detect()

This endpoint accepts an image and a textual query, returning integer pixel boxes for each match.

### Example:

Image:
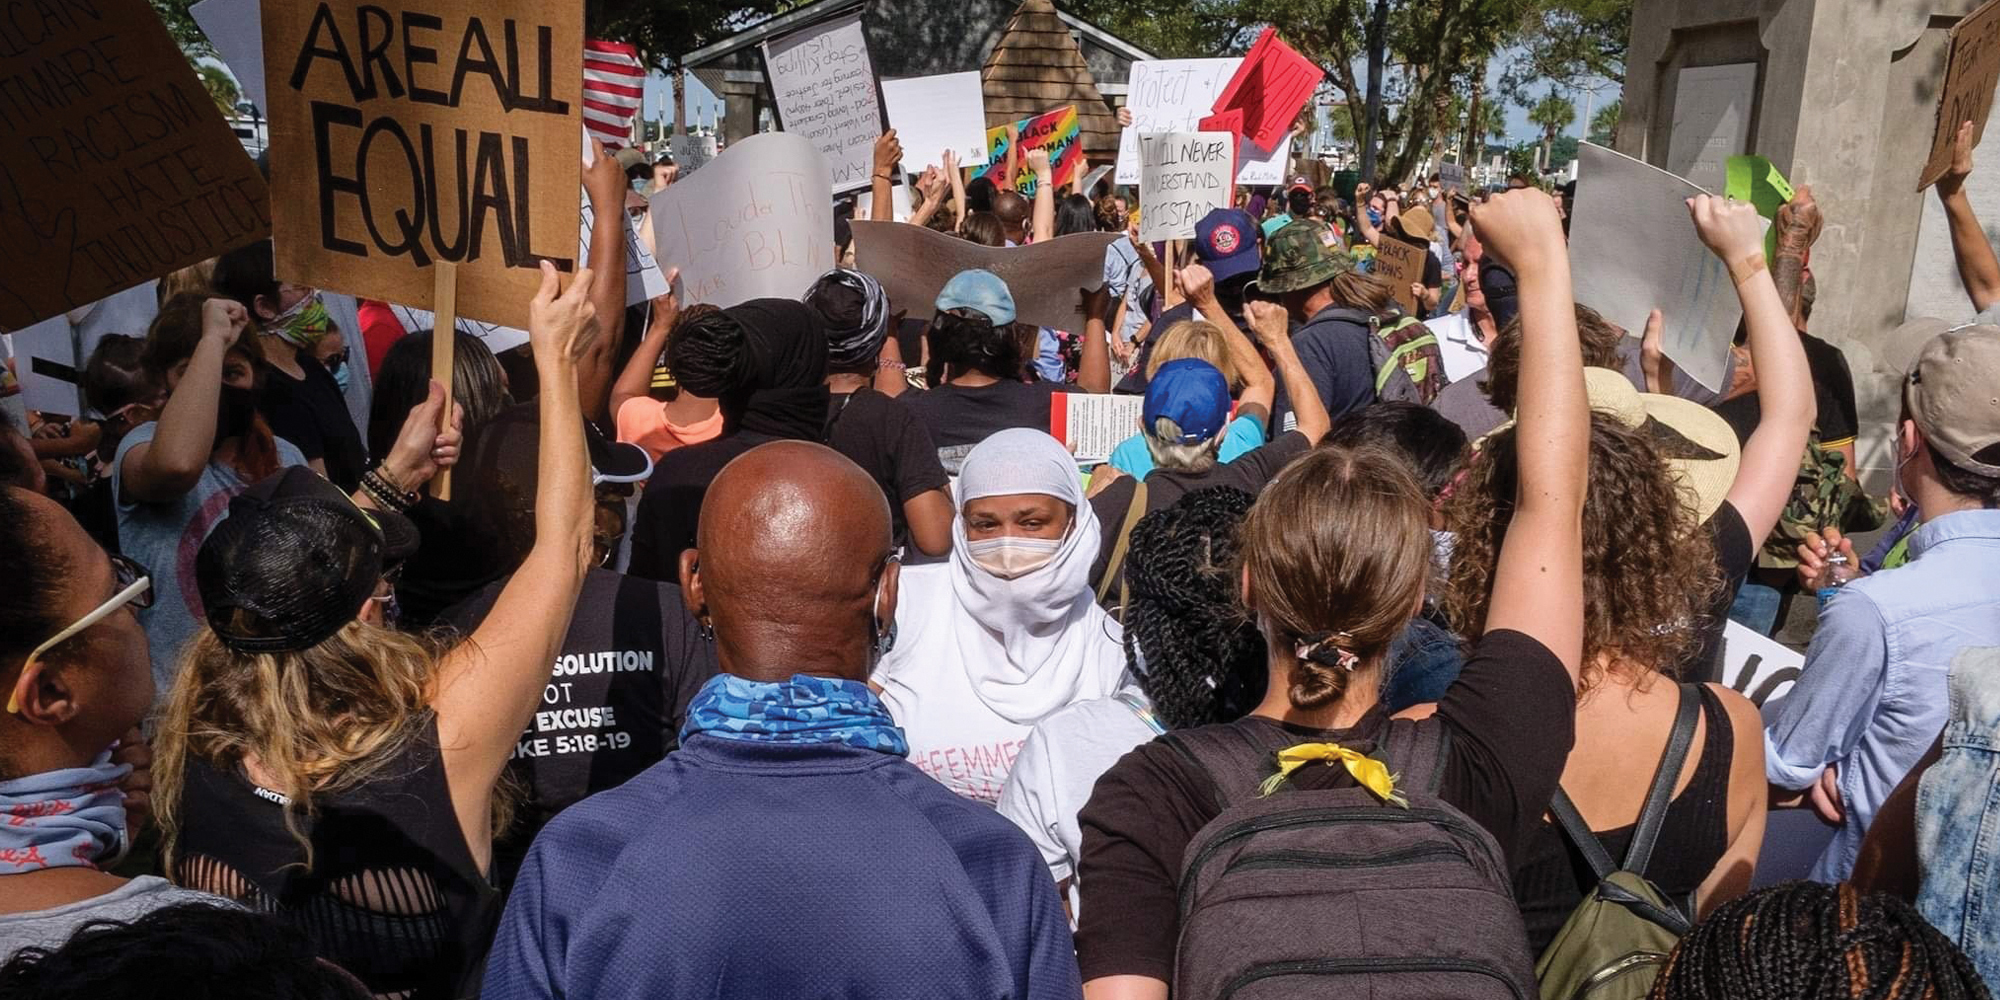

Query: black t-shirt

[1115,301,1200,396]
[627,430,779,581]
[1073,629,1575,983]
[1270,306,1378,435]
[1714,331,1860,447]
[824,388,949,549]
[1088,429,1311,593]
[898,379,1064,475]
[1687,501,1755,681]
[442,566,719,879]
[258,353,366,491]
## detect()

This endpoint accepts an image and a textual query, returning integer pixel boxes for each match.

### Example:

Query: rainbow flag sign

[978,106,1081,196]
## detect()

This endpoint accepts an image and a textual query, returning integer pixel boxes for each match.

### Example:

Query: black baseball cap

[196,466,419,653]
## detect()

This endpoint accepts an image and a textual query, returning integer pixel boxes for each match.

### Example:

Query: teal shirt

[1260,214,1293,237]
[1107,412,1266,479]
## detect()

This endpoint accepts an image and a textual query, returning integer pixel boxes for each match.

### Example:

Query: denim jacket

[1917,646,2000,993]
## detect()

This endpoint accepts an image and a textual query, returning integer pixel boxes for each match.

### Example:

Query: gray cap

[1906,324,2000,476]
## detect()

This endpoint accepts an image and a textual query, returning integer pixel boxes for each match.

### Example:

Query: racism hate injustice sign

[0,0,272,331]
[262,0,582,329]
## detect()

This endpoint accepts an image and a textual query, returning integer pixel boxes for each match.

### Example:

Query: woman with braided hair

[997,486,1266,915]
[627,300,831,581]
[1649,882,1988,1000]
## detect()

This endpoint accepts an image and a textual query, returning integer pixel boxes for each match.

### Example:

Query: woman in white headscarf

[872,428,1130,803]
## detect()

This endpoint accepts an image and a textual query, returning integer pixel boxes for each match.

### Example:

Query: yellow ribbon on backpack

[1258,742,1409,807]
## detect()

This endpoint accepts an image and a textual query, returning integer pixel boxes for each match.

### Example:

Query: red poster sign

[1207,28,1324,151]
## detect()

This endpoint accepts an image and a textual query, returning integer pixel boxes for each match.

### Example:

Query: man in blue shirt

[483,441,1081,1000]
[1765,325,2000,883]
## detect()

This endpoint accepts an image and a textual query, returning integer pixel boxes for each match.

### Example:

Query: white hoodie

[872,429,1131,802]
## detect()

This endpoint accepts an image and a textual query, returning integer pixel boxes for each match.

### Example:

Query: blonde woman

[152,263,599,1000]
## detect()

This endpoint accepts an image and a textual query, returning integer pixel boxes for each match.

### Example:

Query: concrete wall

[1620,0,1990,490]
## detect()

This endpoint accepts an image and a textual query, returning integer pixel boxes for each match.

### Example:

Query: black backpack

[1168,720,1539,1000]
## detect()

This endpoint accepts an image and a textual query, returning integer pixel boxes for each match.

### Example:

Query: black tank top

[174,717,499,1000]
[1513,685,1734,954]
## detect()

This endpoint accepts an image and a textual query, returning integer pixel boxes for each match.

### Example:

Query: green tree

[1500,0,1630,102]
[197,63,240,117]
[150,0,212,58]
[1588,97,1621,144]
[1526,88,1575,170]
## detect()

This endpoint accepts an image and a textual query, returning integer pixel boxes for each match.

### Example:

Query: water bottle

[1815,551,1854,607]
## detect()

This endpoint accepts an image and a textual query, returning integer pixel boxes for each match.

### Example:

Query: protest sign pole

[430,263,458,501]
[1164,241,1184,308]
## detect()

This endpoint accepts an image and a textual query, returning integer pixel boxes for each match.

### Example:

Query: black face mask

[214,384,259,449]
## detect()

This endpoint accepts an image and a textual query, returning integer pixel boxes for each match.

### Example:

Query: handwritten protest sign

[1568,143,1755,393]
[648,133,833,308]
[670,133,717,172]
[191,0,266,110]
[851,221,1117,331]
[5,317,83,416]
[387,302,530,355]
[980,107,1082,196]
[0,0,271,332]
[1720,620,1801,707]
[1922,0,2000,189]
[1440,162,1465,194]
[1050,393,1143,465]
[1204,29,1323,152]
[262,0,582,331]
[1137,133,1234,243]
[1116,59,1290,186]
[763,13,881,193]
[1374,237,1426,316]
[881,72,989,173]
[579,192,669,306]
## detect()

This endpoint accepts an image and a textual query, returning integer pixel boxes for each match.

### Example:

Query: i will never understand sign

[1,0,272,331]
[1136,132,1233,244]
[262,0,583,330]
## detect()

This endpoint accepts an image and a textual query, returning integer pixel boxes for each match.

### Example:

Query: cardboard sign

[763,13,881,193]
[1136,132,1234,243]
[1050,393,1143,465]
[670,133,717,172]
[648,133,833,308]
[1116,59,1290,186]
[880,71,989,173]
[0,0,271,332]
[979,107,1082,196]
[1922,0,2000,190]
[1375,237,1426,315]
[262,0,582,331]
[191,0,266,110]
[1568,143,1754,393]
[1720,620,1801,707]
[1206,28,1323,152]
[850,221,1117,331]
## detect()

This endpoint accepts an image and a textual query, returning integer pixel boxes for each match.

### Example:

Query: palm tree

[197,64,240,119]
[1527,89,1577,173]
[1589,99,1623,145]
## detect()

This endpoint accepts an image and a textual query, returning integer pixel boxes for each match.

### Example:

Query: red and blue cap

[1194,208,1261,285]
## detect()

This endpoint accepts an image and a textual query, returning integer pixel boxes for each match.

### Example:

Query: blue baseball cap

[936,268,1016,326]
[1143,359,1231,444]
[1194,208,1261,285]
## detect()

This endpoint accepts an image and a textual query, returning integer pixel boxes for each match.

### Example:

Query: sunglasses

[7,555,152,714]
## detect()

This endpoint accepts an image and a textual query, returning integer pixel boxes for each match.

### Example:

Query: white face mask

[967,535,1063,580]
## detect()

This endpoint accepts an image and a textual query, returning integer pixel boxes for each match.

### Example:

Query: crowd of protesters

[4,82,2000,1000]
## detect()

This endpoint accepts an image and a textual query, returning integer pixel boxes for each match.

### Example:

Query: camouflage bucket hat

[1256,219,1353,295]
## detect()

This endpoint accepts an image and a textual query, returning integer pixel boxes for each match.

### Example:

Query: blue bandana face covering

[680,673,909,756]
[0,750,131,873]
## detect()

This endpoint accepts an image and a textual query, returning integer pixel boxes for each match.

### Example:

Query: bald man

[483,442,1081,1000]
[993,189,1030,245]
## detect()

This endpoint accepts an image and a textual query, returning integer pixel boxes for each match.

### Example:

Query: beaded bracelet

[361,468,418,512]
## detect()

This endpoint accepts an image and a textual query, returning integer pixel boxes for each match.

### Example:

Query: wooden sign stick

[429,262,457,501]
[1163,240,1184,308]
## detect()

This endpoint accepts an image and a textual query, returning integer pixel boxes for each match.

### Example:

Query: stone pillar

[1619,0,1990,487]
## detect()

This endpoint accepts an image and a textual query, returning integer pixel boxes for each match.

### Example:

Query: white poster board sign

[648,133,834,307]
[1137,132,1234,243]
[1664,63,1757,195]
[1721,620,1802,707]
[6,317,83,417]
[670,133,717,172]
[1051,393,1143,465]
[1116,59,1289,186]
[763,13,881,193]
[388,303,532,356]
[880,71,989,173]
[1569,142,1754,392]
[190,0,264,110]
[578,190,669,306]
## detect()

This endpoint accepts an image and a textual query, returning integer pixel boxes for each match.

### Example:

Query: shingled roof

[981,0,1121,158]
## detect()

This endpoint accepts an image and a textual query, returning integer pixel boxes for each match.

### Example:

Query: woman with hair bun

[1071,189,1591,1000]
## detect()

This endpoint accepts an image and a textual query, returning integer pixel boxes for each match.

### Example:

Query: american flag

[583,40,646,149]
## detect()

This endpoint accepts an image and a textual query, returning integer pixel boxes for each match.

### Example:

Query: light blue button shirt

[1764,508,2000,882]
